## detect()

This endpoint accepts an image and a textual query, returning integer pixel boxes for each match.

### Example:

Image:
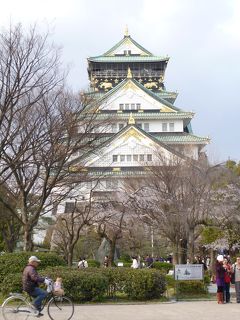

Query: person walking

[223,257,232,303]
[215,255,225,304]
[232,257,240,303]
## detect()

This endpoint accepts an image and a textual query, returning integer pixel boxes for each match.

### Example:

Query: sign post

[174,264,204,300]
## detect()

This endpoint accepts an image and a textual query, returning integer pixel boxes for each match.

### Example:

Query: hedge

[0,266,166,301]
[0,252,66,283]
[152,262,173,273]
[176,280,208,294]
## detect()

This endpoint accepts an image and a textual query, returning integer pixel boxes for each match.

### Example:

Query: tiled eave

[94,111,194,120]
[152,133,210,144]
[88,56,169,63]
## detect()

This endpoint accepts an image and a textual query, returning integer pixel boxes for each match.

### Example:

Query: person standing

[232,257,240,303]
[78,257,88,269]
[223,257,232,303]
[215,255,225,304]
[131,256,139,269]
[103,255,109,267]
[145,255,153,268]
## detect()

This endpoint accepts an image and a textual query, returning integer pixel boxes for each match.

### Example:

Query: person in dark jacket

[22,256,48,314]
[215,255,225,304]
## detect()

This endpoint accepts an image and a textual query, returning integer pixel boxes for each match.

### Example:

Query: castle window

[113,155,118,162]
[127,155,132,162]
[139,154,144,161]
[169,122,175,131]
[119,103,124,110]
[136,103,141,110]
[147,154,152,161]
[162,123,168,132]
[125,104,129,110]
[131,103,135,110]
[144,123,149,132]
[120,155,125,162]
[133,154,138,161]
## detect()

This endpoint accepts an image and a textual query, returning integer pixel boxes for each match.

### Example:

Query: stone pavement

[2,301,238,320]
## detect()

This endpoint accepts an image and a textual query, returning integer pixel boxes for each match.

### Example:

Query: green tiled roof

[95,111,194,120]
[88,56,169,63]
[152,133,210,144]
[103,35,153,56]
[92,132,209,146]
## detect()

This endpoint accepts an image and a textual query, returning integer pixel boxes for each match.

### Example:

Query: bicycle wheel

[2,295,31,320]
[47,296,74,320]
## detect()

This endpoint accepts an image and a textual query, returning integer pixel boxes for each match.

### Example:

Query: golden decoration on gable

[128,112,135,124]
[122,128,142,142]
[144,82,158,89]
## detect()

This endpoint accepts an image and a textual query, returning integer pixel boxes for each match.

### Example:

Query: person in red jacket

[223,257,233,303]
[22,256,48,316]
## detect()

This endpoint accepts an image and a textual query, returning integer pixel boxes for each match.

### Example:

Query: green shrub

[0,252,66,283]
[165,274,175,288]
[0,265,166,302]
[43,267,108,301]
[152,262,173,273]
[177,280,207,294]
[0,273,22,296]
[124,269,166,300]
[87,259,100,268]
[119,254,132,262]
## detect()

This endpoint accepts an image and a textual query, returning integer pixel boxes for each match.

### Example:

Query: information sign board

[174,264,203,280]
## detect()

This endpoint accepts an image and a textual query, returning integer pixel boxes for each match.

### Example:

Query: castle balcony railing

[91,70,164,78]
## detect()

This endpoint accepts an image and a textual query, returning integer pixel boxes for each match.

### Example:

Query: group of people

[215,254,240,304]
[131,254,155,269]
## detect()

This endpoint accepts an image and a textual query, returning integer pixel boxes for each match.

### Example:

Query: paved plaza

[1,300,239,320]
[45,301,240,320]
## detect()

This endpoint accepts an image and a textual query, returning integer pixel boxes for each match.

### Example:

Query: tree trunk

[172,244,179,264]
[109,237,117,267]
[179,239,188,264]
[188,228,195,263]
[23,224,34,251]
[67,250,73,267]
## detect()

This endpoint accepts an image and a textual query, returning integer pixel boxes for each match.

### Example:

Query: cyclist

[22,255,49,316]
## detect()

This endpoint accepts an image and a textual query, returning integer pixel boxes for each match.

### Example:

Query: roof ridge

[103,35,153,56]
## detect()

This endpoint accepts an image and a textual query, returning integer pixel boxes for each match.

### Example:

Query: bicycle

[1,279,74,320]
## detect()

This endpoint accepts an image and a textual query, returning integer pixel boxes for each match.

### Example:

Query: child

[54,277,64,296]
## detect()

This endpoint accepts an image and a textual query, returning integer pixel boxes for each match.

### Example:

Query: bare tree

[127,156,218,264]
[51,187,109,266]
[0,184,21,252]
[0,24,106,251]
[209,164,240,254]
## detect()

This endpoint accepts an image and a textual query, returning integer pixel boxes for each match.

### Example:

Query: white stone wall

[101,88,170,111]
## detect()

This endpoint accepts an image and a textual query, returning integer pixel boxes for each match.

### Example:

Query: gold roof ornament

[127,67,132,79]
[124,25,129,37]
[128,112,135,125]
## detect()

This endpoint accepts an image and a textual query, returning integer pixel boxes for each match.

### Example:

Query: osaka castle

[60,29,210,210]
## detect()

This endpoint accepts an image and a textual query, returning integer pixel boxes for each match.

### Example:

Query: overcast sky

[1,0,239,163]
